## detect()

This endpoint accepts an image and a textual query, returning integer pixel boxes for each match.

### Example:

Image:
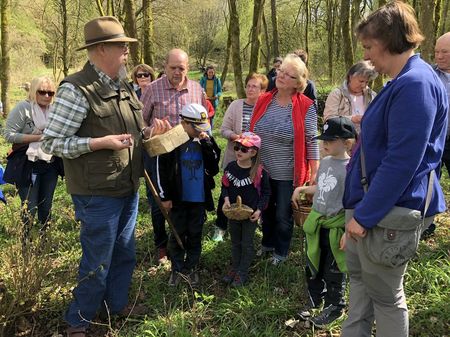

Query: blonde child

[291,116,356,328]
[222,132,271,286]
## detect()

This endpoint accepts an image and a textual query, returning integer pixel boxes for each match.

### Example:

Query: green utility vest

[62,62,144,197]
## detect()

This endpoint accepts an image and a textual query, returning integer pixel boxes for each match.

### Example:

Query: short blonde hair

[28,76,56,103]
[282,54,309,93]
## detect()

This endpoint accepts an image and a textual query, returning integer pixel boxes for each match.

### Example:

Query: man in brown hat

[42,16,162,336]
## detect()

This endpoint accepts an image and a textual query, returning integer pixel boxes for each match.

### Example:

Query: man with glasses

[42,16,157,337]
[140,49,207,265]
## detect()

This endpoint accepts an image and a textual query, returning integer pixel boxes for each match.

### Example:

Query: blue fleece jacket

[343,54,448,229]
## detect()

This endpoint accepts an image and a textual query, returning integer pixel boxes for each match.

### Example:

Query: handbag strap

[359,141,435,221]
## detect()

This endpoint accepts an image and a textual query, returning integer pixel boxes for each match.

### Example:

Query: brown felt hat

[77,16,137,51]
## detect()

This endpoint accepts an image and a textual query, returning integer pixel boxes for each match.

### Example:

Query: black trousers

[168,202,205,272]
[229,219,257,277]
[306,228,346,308]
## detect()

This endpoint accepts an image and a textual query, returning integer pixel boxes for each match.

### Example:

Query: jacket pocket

[86,159,120,190]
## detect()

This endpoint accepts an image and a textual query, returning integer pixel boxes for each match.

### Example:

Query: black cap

[315,116,357,140]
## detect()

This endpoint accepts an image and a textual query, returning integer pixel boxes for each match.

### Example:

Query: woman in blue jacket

[341,2,448,337]
[200,66,222,128]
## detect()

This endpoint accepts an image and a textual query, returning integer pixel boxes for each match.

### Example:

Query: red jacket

[250,89,313,187]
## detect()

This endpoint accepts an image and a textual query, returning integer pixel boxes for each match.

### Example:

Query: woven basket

[142,124,189,157]
[292,199,312,226]
[223,195,254,221]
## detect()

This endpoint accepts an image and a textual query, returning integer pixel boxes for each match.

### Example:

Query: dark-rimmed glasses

[37,90,55,97]
[234,144,250,153]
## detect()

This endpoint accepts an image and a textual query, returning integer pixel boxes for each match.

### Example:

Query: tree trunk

[373,0,387,92]
[221,16,232,85]
[441,0,449,35]
[228,0,245,98]
[249,0,266,74]
[95,0,105,16]
[142,0,154,67]
[326,0,337,83]
[270,0,280,57]
[420,0,436,63]
[304,0,310,56]
[124,0,140,66]
[1,0,11,115]
[351,0,362,56]
[262,12,271,73]
[60,0,69,77]
[434,0,442,39]
[340,0,354,70]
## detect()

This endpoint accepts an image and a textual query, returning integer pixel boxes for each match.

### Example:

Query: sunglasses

[233,144,252,153]
[136,72,151,79]
[37,90,55,97]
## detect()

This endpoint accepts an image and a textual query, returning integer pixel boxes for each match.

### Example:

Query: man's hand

[161,200,172,212]
[90,134,133,151]
[250,209,261,222]
[144,118,172,138]
[346,217,367,242]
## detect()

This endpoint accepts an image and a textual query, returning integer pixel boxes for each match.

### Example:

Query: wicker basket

[142,124,189,157]
[292,199,312,226]
[223,195,254,221]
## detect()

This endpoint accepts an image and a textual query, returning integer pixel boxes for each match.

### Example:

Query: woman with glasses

[211,73,268,242]
[250,54,320,265]
[130,63,155,98]
[323,60,377,132]
[3,76,62,229]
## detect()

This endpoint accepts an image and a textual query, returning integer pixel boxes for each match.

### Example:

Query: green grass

[0,107,449,337]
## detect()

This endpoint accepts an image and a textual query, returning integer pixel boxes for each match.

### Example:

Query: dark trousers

[215,194,228,230]
[168,203,205,272]
[261,179,294,258]
[306,228,345,308]
[229,219,257,277]
[143,151,168,249]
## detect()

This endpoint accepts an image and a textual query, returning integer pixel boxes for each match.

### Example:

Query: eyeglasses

[276,69,297,80]
[37,90,55,97]
[233,144,251,153]
[136,72,151,79]
[106,42,129,51]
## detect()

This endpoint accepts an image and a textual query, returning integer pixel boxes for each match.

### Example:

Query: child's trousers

[229,219,257,277]
[168,202,205,272]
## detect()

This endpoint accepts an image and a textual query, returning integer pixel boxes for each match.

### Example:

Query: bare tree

[441,0,449,35]
[249,0,266,74]
[1,0,10,115]
[221,13,232,85]
[228,0,245,98]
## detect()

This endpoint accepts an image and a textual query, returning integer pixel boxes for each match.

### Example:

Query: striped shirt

[241,101,254,132]
[254,99,319,181]
[42,63,119,159]
[140,75,206,127]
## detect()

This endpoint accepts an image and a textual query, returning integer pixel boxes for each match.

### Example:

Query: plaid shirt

[140,75,206,127]
[42,63,120,159]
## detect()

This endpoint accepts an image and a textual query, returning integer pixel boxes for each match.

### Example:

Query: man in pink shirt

[140,49,207,263]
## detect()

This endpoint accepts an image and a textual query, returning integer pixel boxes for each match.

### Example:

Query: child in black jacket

[156,103,220,287]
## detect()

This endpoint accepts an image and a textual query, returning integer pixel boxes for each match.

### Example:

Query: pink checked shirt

[140,75,206,127]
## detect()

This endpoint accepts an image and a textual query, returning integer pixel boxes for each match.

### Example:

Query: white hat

[180,103,211,132]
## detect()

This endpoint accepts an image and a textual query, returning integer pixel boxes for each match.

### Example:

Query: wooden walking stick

[143,169,184,250]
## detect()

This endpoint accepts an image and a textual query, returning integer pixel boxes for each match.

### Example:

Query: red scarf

[250,89,313,187]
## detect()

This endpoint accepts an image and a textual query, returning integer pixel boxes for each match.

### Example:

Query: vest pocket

[86,160,119,190]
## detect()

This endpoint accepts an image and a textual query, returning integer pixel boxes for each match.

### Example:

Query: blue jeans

[143,151,168,248]
[18,165,58,225]
[261,179,294,259]
[65,193,138,328]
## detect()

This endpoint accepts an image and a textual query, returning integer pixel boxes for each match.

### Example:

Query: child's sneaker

[222,270,237,284]
[212,227,226,242]
[297,306,312,321]
[157,247,169,264]
[188,270,200,286]
[231,272,247,287]
[310,304,344,328]
[270,256,283,266]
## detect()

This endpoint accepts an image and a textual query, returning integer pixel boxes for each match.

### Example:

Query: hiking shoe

[270,256,283,266]
[310,304,344,328]
[168,271,180,287]
[212,227,226,242]
[222,270,237,284]
[188,270,200,286]
[297,306,312,321]
[231,272,247,287]
[157,247,169,264]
